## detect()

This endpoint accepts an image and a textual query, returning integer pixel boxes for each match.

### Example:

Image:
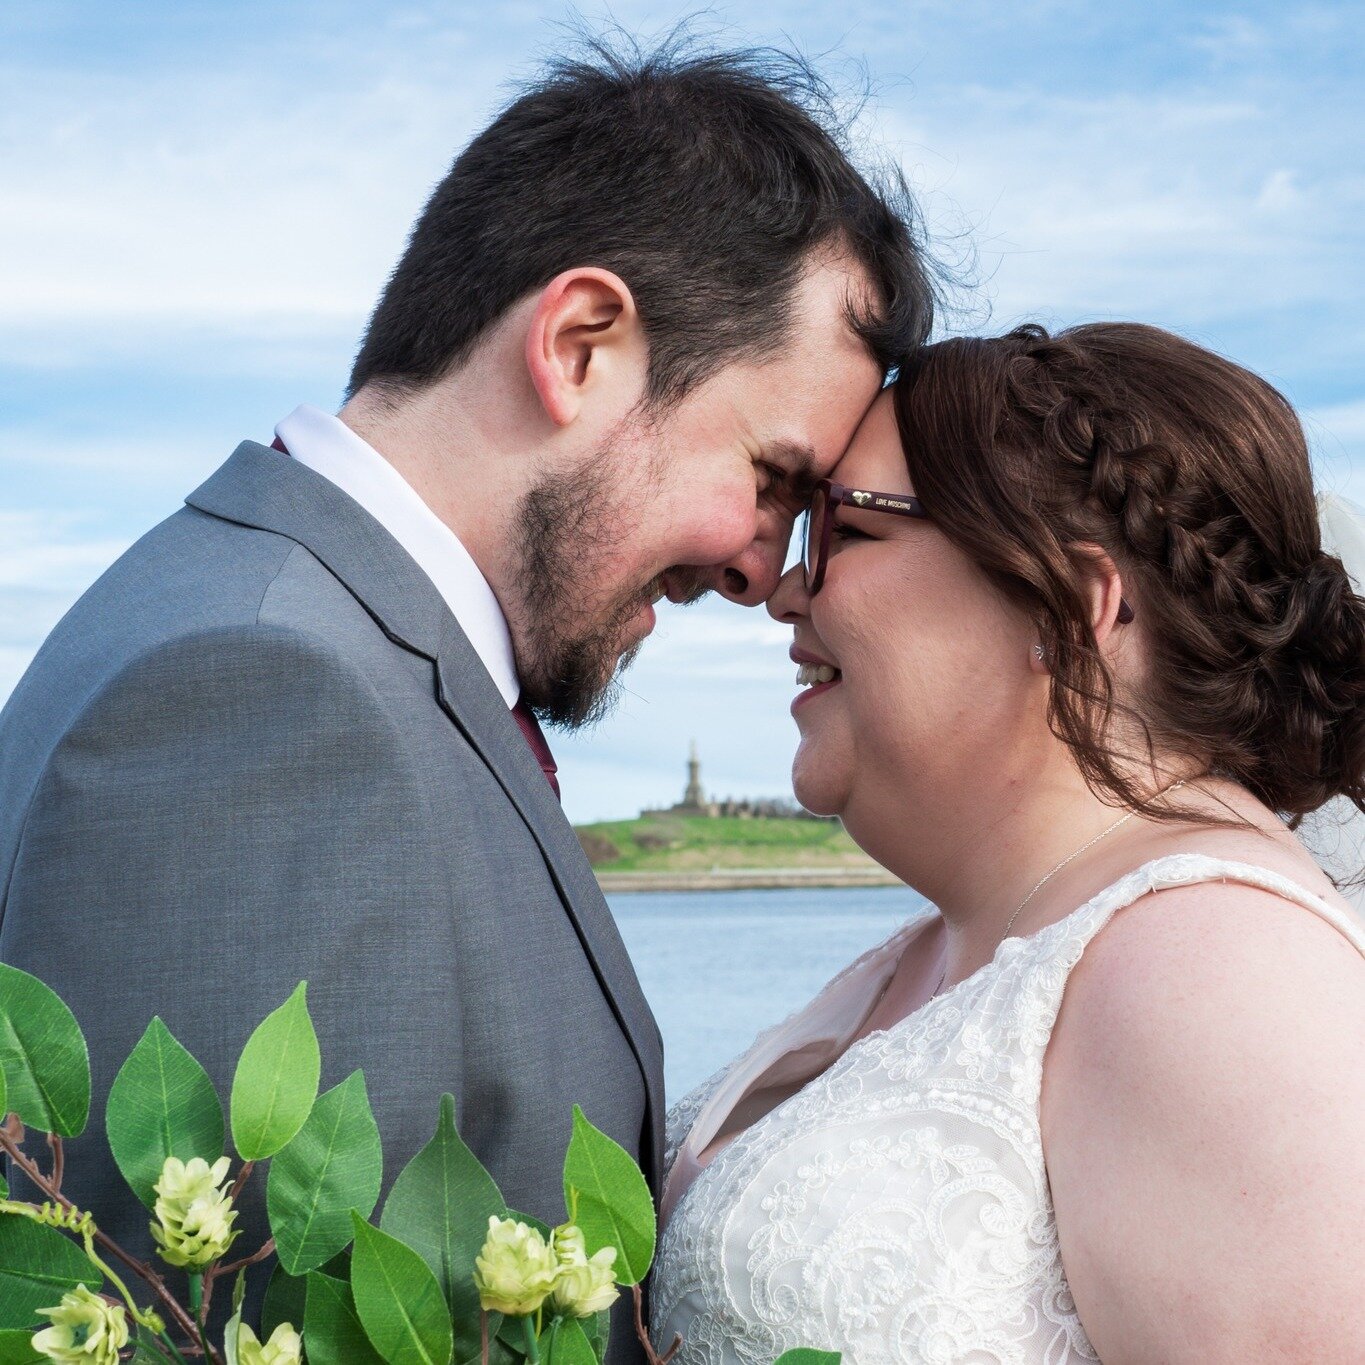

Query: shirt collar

[275,404,521,706]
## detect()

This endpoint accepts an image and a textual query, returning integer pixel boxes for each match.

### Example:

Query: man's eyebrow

[765,441,821,498]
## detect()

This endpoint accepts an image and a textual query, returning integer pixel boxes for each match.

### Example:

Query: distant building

[642,744,833,821]
[680,741,711,813]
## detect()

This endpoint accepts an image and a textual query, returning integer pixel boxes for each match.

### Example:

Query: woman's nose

[766,561,810,623]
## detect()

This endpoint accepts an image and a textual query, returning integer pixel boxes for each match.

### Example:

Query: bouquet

[0,967,836,1365]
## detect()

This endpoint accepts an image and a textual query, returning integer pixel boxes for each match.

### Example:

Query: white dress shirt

[274,404,521,706]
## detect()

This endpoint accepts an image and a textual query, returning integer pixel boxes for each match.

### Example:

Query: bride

[649,323,1365,1363]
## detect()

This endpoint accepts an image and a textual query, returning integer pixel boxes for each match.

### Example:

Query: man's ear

[1070,543,1129,645]
[523,268,646,427]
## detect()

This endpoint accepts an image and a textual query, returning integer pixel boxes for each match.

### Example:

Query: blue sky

[3,1,1363,822]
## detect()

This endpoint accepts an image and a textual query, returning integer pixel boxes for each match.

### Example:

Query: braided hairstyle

[893,322,1365,823]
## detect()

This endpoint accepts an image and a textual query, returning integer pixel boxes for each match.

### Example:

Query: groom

[0,40,932,1354]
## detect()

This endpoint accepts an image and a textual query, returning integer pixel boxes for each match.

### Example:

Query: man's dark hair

[348,34,936,406]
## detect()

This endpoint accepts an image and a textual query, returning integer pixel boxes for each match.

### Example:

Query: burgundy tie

[272,431,560,800]
[512,701,561,801]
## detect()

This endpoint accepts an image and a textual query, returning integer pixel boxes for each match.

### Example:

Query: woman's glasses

[799,476,1137,623]
[801,479,929,595]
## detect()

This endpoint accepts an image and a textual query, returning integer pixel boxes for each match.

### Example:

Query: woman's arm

[1042,879,1365,1364]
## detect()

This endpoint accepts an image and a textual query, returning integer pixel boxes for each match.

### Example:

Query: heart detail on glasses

[851,491,872,506]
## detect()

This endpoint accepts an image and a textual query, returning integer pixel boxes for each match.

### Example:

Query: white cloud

[0,34,498,360]
[0,521,129,702]
[1305,397,1365,504]
[1308,398,1365,447]
[1255,169,1305,214]
[0,512,129,591]
[1187,14,1267,62]
[2,8,1360,391]
[0,426,230,489]
[882,86,1364,331]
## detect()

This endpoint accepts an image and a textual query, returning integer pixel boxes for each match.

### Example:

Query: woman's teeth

[796,663,840,686]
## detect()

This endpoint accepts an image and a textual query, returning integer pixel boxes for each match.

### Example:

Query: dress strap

[1078,853,1365,958]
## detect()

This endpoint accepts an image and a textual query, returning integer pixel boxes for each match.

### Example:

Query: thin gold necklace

[928,780,1188,1001]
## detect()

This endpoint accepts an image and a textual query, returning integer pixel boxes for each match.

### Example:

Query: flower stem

[158,1328,192,1364]
[185,1271,215,1362]
[79,1224,164,1334]
[521,1313,541,1364]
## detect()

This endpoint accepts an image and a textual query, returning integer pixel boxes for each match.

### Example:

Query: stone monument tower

[682,740,706,811]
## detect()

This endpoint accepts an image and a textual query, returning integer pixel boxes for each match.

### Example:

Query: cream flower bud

[32,1285,129,1365]
[550,1222,618,1318]
[473,1216,561,1316]
[550,1222,587,1265]
[149,1155,241,1269]
[235,1321,303,1365]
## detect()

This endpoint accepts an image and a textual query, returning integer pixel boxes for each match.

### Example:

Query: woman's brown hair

[893,322,1365,823]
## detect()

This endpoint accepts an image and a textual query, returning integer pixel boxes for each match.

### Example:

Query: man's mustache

[656,568,712,607]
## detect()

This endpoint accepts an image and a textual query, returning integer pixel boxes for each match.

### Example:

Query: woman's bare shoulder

[1041,871,1365,1361]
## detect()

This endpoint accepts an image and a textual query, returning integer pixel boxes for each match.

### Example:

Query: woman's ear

[1070,542,1130,645]
[523,267,646,427]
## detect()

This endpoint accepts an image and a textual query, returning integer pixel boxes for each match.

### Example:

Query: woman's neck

[848,750,1165,984]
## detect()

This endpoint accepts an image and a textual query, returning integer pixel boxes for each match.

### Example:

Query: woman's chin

[791,742,848,818]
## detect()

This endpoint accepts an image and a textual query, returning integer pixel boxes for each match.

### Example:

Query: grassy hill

[572,813,880,873]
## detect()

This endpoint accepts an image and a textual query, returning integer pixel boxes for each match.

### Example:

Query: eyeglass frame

[801,479,930,596]
[800,477,1136,624]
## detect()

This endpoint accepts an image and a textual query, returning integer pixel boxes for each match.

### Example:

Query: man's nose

[708,525,794,607]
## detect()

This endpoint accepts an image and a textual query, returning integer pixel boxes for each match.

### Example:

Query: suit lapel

[433,625,665,1177]
[188,442,665,1182]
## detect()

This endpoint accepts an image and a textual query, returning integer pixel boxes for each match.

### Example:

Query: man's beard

[510,447,708,730]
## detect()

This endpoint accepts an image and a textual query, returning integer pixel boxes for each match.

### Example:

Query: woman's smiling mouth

[790,645,842,711]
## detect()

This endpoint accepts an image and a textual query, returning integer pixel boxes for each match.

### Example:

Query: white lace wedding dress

[649,854,1365,1365]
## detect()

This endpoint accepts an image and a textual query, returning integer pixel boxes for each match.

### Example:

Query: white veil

[1298,493,1365,916]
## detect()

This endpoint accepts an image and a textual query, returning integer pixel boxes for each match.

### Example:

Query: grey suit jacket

[0,442,665,1361]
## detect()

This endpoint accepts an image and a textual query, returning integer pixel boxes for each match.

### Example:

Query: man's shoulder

[0,508,407,776]
[4,509,284,716]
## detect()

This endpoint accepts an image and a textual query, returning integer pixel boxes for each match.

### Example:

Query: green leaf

[0,964,90,1137]
[562,1106,655,1285]
[230,1266,248,1316]
[304,1271,386,1365]
[127,1333,174,1365]
[772,1352,841,1365]
[263,1249,349,1338]
[381,1092,504,1359]
[230,983,320,1160]
[583,1308,610,1365]
[540,1317,597,1365]
[0,1216,102,1330]
[0,1061,7,1122]
[261,1263,307,1343]
[349,1213,453,1365]
[222,1310,244,1365]
[0,1328,41,1363]
[268,1071,381,1275]
[483,1332,524,1365]
[105,1017,225,1209]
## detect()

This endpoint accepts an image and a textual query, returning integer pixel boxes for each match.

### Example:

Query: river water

[607,883,930,1105]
